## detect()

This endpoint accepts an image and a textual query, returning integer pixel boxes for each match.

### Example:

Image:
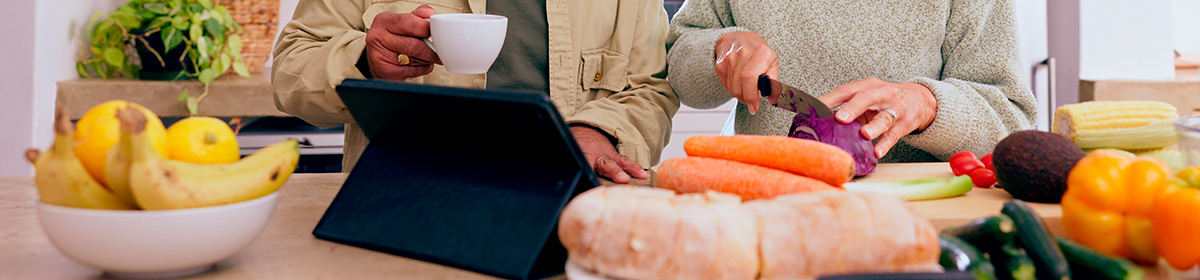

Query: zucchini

[939,234,997,280]
[987,241,1037,280]
[941,215,1016,250]
[1057,236,1144,280]
[1001,200,1070,280]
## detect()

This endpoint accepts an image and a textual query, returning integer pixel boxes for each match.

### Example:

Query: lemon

[74,100,169,185]
[166,117,240,164]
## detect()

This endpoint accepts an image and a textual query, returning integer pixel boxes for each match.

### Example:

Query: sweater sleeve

[665,0,749,109]
[901,0,1037,160]
[271,0,369,128]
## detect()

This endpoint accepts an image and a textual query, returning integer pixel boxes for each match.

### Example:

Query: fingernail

[837,112,850,121]
[876,148,886,158]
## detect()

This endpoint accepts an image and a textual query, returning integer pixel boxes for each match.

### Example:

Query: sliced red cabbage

[788,107,878,176]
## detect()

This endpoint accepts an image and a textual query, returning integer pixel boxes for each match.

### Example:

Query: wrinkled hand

[571,126,648,184]
[818,77,937,158]
[364,5,442,80]
[714,31,780,114]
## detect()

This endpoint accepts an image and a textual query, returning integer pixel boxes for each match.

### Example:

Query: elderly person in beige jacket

[667,0,1036,162]
[273,1,678,183]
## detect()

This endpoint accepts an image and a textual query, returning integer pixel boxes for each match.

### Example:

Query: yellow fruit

[166,117,240,164]
[74,100,168,185]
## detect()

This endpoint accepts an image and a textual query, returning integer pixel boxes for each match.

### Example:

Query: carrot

[684,135,855,186]
[655,157,841,201]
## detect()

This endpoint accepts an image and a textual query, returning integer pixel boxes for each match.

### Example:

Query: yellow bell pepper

[1153,167,1200,270]
[1062,150,1169,263]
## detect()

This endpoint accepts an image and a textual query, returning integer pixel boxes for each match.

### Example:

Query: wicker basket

[215,0,278,74]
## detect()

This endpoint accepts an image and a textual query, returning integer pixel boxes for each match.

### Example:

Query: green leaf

[93,20,114,38]
[149,17,170,29]
[90,46,103,56]
[232,61,249,77]
[198,0,212,9]
[219,52,232,73]
[189,23,201,42]
[197,36,210,58]
[178,88,190,101]
[145,3,169,14]
[171,0,183,9]
[137,9,156,20]
[115,13,141,29]
[186,96,199,116]
[93,62,108,79]
[163,27,184,51]
[102,48,124,68]
[171,16,188,29]
[88,10,105,26]
[204,19,224,37]
[187,3,203,14]
[198,68,216,84]
[76,62,89,77]
[225,34,243,53]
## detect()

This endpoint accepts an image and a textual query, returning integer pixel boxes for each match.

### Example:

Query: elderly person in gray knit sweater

[666,0,1036,162]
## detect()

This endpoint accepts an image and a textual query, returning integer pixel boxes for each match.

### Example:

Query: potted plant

[76,0,251,115]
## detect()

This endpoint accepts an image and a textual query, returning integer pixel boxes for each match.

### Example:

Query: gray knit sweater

[666,0,1036,162]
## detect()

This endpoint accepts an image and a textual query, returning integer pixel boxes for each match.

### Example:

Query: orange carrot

[684,135,855,186]
[655,157,842,200]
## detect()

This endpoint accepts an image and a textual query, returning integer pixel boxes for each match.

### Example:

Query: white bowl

[37,192,279,278]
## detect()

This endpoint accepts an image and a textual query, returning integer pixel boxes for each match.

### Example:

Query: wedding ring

[397,54,411,66]
[883,108,898,121]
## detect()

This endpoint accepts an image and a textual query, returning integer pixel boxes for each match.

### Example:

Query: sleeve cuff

[900,77,972,160]
[566,110,654,168]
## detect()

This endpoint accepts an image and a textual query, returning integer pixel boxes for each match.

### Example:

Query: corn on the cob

[1130,148,1184,171]
[1053,101,1179,150]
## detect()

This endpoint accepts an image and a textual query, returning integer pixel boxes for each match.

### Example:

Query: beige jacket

[272,0,679,171]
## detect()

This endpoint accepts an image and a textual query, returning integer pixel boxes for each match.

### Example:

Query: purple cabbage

[788,107,878,176]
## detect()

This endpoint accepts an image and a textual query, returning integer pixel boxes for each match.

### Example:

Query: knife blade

[757,74,834,118]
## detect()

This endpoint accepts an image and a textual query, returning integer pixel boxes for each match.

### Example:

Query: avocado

[993,130,1086,203]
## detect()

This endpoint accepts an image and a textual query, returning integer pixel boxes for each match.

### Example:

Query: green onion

[843,175,973,201]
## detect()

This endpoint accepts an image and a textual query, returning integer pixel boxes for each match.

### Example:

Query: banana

[104,123,136,206]
[118,108,300,210]
[28,108,136,210]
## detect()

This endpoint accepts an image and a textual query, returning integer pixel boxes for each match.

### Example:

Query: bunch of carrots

[656,135,854,200]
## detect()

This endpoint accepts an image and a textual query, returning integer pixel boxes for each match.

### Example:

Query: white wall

[0,0,122,177]
[1078,0,1176,80]
[0,1,38,177]
[1172,0,1200,55]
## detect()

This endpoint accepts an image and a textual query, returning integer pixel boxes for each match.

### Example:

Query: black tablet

[313,79,598,279]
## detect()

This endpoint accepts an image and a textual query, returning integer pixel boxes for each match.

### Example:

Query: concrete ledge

[56,72,288,119]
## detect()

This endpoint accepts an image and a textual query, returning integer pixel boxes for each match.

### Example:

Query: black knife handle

[758,74,771,97]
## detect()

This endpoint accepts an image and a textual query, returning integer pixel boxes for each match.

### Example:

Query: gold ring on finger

[397,54,411,66]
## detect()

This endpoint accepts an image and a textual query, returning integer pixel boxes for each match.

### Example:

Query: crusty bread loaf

[558,186,940,280]
[748,191,942,279]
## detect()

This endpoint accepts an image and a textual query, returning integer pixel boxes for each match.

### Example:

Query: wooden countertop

[0,163,1168,279]
[56,71,288,119]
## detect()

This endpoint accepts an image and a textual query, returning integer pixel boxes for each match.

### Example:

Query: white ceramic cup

[425,14,508,74]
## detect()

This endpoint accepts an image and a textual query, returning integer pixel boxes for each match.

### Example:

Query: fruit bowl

[36,191,279,278]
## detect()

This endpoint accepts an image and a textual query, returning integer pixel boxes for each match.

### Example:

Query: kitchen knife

[758,74,834,118]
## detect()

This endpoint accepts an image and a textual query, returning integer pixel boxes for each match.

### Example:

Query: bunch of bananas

[26,104,300,210]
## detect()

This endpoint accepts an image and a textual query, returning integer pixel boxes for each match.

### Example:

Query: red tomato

[969,168,997,188]
[950,151,977,164]
[951,157,985,176]
[981,153,994,171]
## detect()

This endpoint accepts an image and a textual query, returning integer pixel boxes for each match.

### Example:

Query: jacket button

[594,72,602,82]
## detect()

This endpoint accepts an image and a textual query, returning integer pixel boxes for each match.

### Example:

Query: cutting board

[855,163,1065,235]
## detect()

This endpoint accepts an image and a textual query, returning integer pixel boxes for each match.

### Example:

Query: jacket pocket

[580,48,629,93]
[362,1,468,29]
